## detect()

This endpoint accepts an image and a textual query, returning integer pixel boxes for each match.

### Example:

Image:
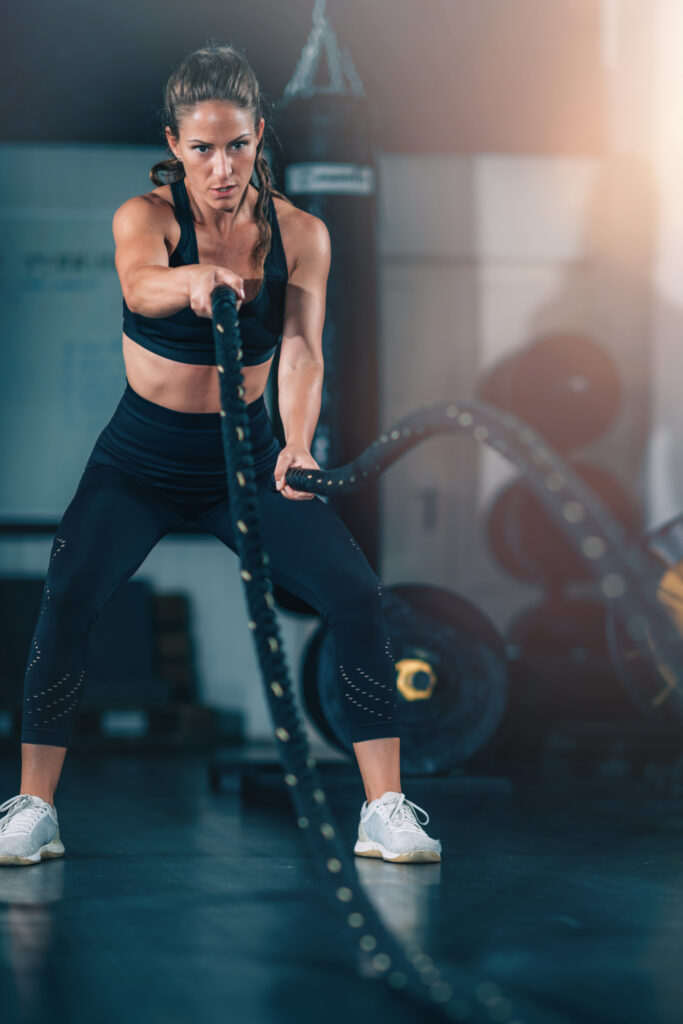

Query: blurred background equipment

[607,511,683,724]
[0,578,243,750]
[300,583,508,775]
[478,333,622,451]
[485,461,638,587]
[477,321,656,770]
[271,0,381,580]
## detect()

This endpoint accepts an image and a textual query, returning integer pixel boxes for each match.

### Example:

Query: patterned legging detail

[337,546,394,712]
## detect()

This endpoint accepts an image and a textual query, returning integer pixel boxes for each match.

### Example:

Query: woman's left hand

[273,445,319,500]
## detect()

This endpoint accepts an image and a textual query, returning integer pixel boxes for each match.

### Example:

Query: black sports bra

[121,176,288,366]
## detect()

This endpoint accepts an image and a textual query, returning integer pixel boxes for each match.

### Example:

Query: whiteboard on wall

[0,143,166,521]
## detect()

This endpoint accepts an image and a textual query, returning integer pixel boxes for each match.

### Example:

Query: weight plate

[300,583,508,775]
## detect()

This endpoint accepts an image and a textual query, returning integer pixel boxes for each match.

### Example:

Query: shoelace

[0,794,48,836]
[379,793,430,833]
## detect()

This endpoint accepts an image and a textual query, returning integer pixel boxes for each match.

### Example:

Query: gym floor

[0,747,682,1024]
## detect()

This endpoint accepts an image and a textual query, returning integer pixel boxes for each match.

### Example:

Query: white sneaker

[0,794,65,866]
[354,791,442,863]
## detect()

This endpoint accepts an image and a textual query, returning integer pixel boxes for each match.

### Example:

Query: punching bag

[271,1,380,571]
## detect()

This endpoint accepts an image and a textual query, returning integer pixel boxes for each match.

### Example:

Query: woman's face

[166,100,264,205]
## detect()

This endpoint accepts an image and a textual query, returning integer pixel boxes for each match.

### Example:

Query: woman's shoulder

[111,185,182,266]
[113,185,178,228]
[271,194,330,270]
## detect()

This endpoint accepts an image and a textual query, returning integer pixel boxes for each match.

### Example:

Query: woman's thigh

[194,489,382,619]
[45,462,187,610]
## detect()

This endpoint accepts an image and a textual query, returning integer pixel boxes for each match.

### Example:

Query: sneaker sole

[354,839,441,863]
[0,838,65,866]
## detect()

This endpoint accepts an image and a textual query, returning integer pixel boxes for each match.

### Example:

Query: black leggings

[21,381,400,748]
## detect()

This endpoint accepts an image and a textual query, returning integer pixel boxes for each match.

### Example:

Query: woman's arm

[112,196,245,318]
[277,212,330,452]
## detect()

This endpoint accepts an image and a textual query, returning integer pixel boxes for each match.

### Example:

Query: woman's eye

[191,142,247,153]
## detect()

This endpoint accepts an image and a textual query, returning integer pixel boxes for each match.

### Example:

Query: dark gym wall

[2,0,603,155]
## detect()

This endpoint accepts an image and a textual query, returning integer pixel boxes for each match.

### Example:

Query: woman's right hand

[186,264,246,319]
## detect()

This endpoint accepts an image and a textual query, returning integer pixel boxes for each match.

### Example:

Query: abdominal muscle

[122,330,273,413]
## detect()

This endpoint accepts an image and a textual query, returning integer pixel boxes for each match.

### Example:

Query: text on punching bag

[285,163,375,196]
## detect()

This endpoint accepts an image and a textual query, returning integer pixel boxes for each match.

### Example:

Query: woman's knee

[36,570,101,633]
[326,564,385,625]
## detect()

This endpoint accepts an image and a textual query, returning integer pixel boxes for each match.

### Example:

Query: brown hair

[150,42,290,281]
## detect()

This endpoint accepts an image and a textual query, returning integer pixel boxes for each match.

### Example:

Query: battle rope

[212,283,680,1023]
[283,399,683,715]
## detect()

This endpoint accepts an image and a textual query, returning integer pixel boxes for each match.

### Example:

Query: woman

[0,45,441,865]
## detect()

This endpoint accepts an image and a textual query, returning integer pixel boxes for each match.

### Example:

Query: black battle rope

[284,400,683,716]
[212,284,679,1024]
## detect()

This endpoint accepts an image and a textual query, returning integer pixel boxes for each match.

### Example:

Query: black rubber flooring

[0,747,682,1024]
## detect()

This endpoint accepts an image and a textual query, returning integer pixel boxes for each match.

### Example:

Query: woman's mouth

[211,185,237,196]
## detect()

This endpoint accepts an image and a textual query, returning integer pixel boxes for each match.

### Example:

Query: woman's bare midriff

[122,330,273,413]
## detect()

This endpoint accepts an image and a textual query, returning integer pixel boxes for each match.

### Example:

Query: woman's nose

[213,153,233,178]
